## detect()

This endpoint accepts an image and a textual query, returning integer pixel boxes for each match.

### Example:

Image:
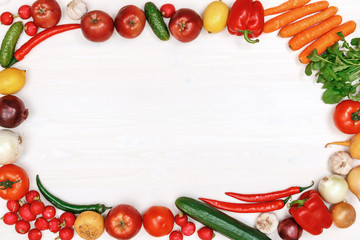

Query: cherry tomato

[160,4,176,18]
[0,12,14,25]
[18,5,32,20]
[25,22,38,36]
[0,164,29,201]
[333,100,360,134]
[143,206,174,237]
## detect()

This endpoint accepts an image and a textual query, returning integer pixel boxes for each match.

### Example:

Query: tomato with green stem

[334,100,360,134]
[0,164,29,201]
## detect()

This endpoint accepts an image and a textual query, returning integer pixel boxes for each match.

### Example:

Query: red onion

[0,95,28,128]
[278,217,303,240]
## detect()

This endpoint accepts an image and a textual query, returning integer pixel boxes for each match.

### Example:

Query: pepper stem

[283,196,291,204]
[299,181,314,192]
[238,29,259,44]
[289,198,309,208]
[0,179,21,190]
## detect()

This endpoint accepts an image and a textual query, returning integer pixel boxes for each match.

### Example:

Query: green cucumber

[0,21,23,68]
[175,197,271,240]
[144,2,170,41]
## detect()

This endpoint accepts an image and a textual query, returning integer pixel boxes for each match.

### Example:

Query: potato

[74,211,104,240]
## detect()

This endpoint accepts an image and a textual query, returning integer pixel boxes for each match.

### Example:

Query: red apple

[168,8,203,43]
[105,204,142,240]
[115,5,146,39]
[80,10,114,42]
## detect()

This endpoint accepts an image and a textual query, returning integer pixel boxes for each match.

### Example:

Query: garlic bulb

[329,151,353,176]
[67,0,88,20]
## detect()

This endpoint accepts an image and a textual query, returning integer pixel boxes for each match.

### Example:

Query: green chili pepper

[36,175,112,214]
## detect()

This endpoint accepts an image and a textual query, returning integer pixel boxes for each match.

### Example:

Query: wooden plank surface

[0,0,359,239]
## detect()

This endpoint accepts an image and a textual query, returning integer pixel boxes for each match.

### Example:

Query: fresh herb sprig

[305,32,360,104]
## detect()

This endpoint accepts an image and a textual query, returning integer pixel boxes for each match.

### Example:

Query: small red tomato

[25,190,40,203]
[181,222,196,236]
[42,206,56,219]
[60,212,76,228]
[160,4,176,18]
[333,100,360,134]
[0,164,30,201]
[15,220,31,234]
[197,227,214,240]
[169,230,183,240]
[24,22,38,36]
[7,200,20,212]
[174,212,188,227]
[0,12,14,25]
[143,206,174,237]
[2,212,18,225]
[18,5,32,19]
[28,228,42,240]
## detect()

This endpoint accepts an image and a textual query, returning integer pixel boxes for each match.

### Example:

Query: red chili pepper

[227,0,264,44]
[7,24,80,67]
[225,181,314,202]
[289,190,332,235]
[199,196,290,213]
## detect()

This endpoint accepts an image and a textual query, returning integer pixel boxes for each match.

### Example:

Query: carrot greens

[305,33,360,104]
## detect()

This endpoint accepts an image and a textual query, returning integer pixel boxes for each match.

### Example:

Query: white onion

[0,129,23,165]
[318,175,349,204]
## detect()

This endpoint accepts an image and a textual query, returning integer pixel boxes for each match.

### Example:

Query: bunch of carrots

[263,0,357,64]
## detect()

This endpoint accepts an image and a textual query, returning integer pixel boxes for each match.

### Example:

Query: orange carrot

[289,15,342,51]
[264,1,330,33]
[264,0,311,16]
[299,21,357,64]
[279,6,338,37]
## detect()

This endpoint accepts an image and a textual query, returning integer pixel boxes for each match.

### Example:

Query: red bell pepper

[227,0,264,44]
[289,190,332,235]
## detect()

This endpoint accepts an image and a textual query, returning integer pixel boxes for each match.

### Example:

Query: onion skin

[326,133,360,159]
[330,202,356,228]
[0,129,23,165]
[318,175,349,204]
[0,95,28,128]
[347,166,360,201]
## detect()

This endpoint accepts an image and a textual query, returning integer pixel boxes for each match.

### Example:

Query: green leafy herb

[306,32,360,104]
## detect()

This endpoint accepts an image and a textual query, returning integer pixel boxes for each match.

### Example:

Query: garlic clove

[66,0,88,20]
[329,151,353,176]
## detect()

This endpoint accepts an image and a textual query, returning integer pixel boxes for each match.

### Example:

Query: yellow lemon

[0,68,26,95]
[203,0,230,33]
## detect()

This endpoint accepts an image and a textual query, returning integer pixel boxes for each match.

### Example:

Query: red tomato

[31,0,62,29]
[114,5,146,39]
[80,10,114,42]
[333,100,360,134]
[0,164,29,201]
[105,204,142,239]
[168,8,203,43]
[143,206,174,237]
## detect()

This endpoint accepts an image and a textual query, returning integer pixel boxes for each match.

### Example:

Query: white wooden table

[0,0,360,239]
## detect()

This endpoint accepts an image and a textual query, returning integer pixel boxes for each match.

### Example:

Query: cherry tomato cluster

[169,212,214,240]
[0,5,38,36]
[2,189,76,240]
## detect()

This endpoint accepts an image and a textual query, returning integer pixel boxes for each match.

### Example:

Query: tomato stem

[351,110,360,123]
[0,179,21,190]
